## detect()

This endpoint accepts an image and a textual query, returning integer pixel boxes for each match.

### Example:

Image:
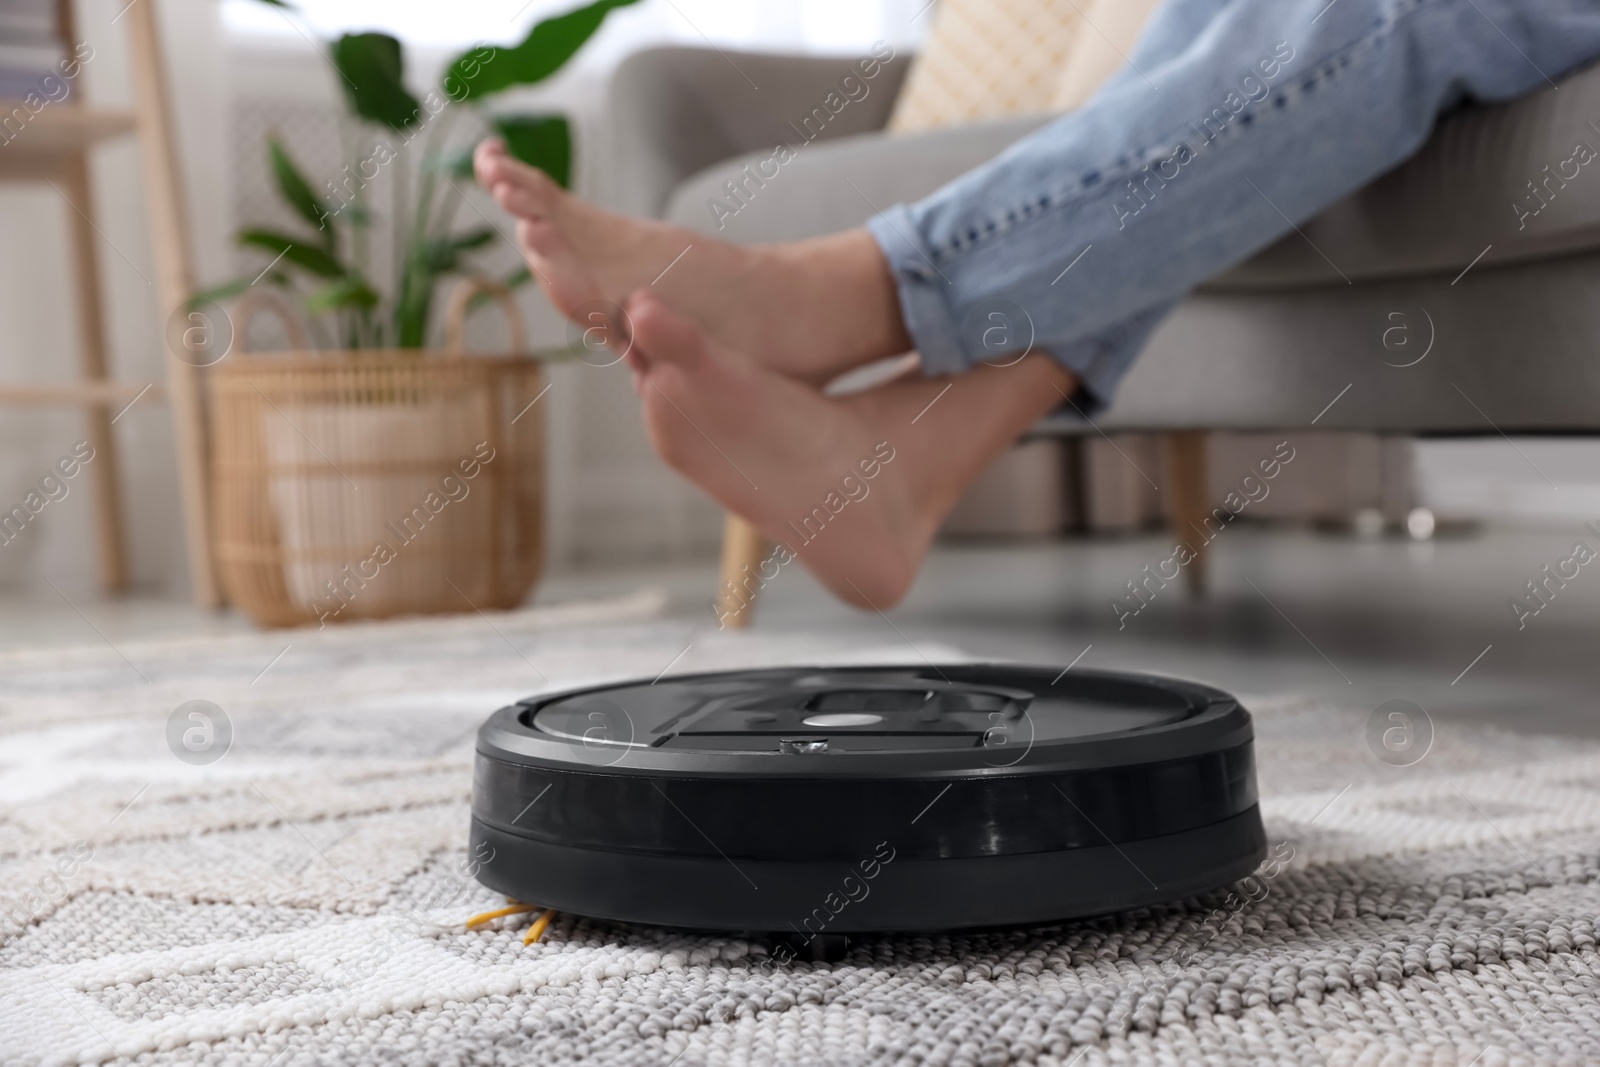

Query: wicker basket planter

[209,281,546,628]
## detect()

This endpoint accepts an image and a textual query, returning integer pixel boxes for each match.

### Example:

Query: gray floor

[542,525,1600,741]
[4,524,1597,738]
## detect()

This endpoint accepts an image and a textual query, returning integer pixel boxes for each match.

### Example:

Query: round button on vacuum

[801,712,884,727]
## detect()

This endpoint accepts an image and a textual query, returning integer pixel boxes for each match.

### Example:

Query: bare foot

[625,290,926,607]
[621,291,1078,610]
[474,140,912,386]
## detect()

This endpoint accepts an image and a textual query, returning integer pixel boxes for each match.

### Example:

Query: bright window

[220,0,929,55]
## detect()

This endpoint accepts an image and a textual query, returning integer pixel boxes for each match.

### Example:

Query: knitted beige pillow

[888,0,1163,133]
[887,0,1089,133]
[1052,0,1165,111]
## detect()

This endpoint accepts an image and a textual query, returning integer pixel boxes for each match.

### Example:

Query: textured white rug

[2,592,1599,1066]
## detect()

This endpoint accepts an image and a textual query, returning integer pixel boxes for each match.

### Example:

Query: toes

[625,291,709,371]
[490,174,556,220]
[476,144,561,218]
[472,137,505,164]
[830,560,916,613]
[472,138,509,190]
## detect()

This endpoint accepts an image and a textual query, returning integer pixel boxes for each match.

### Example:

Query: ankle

[776,231,913,363]
[831,230,913,356]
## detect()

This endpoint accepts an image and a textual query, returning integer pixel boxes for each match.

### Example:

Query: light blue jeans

[867,0,1600,411]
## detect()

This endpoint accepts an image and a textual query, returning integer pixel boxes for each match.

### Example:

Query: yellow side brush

[466,900,539,929]
[465,898,558,945]
[523,909,554,945]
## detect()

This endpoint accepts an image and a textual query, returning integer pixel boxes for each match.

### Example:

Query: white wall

[216,0,930,57]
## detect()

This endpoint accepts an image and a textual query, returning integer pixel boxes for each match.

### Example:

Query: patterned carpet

[2,592,1599,1066]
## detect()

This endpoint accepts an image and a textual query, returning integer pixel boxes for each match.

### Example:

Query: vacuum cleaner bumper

[471,664,1267,933]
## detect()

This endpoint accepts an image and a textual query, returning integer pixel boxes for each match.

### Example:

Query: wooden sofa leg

[715,514,768,629]
[1163,431,1210,596]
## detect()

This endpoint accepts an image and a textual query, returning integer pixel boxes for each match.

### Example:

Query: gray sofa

[605,46,1600,615]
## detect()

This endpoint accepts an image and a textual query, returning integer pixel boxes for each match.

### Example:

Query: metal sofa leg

[715,514,768,629]
[1163,431,1210,596]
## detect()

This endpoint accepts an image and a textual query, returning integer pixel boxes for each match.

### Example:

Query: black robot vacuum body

[471,665,1266,933]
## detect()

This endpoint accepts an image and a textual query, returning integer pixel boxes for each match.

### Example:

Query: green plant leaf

[240,229,347,278]
[306,276,381,315]
[466,265,532,311]
[441,0,641,102]
[395,263,434,348]
[416,228,495,274]
[416,243,458,274]
[427,147,475,178]
[331,33,422,132]
[448,228,495,251]
[184,275,285,311]
[492,114,571,188]
[267,137,332,248]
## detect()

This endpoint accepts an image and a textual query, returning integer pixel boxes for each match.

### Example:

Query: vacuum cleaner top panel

[481,664,1251,777]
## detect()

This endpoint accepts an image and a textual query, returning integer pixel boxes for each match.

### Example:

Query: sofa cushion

[1214,58,1600,289]
[607,48,911,217]
[665,116,1052,242]
[890,0,1164,132]
[1055,250,1600,432]
[888,0,1090,133]
[1051,0,1165,111]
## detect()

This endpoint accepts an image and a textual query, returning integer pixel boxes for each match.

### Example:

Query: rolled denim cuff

[1043,301,1173,416]
[865,206,970,377]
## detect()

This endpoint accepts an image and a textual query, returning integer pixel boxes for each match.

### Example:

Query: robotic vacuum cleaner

[470,665,1265,933]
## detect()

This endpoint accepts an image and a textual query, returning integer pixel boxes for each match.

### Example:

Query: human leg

[620,289,1077,608]
[874,0,1600,408]
[481,0,1600,409]
[473,143,909,386]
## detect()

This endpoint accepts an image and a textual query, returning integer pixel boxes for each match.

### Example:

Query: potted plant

[200,0,637,627]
